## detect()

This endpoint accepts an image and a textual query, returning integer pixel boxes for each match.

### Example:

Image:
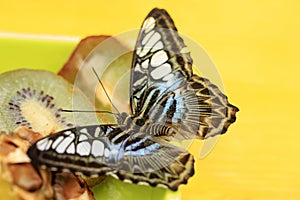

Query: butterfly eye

[116,112,129,124]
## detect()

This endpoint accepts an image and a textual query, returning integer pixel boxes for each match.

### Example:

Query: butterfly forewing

[130,8,193,115]
[130,8,238,139]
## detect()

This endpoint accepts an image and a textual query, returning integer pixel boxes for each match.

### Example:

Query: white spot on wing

[52,136,64,149]
[151,41,164,52]
[56,134,75,153]
[141,30,154,45]
[51,167,58,171]
[141,59,149,69]
[45,140,53,150]
[137,181,150,186]
[109,173,119,179]
[90,174,99,178]
[180,46,190,54]
[64,131,72,136]
[79,134,88,142]
[150,63,172,79]
[36,138,49,151]
[62,168,71,173]
[94,127,101,137]
[104,148,110,157]
[150,50,168,67]
[142,17,155,33]
[144,32,161,50]
[134,63,142,73]
[133,77,146,87]
[157,183,168,189]
[162,73,175,82]
[111,149,118,155]
[66,143,75,154]
[123,179,133,183]
[77,141,91,156]
[80,128,88,134]
[136,47,141,55]
[137,46,150,57]
[92,140,104,157]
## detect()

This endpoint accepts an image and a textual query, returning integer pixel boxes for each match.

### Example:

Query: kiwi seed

[8,87,73,130]
[0,69,97,135]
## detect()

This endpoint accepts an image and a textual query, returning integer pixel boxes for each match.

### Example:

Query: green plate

[0,35,180,200]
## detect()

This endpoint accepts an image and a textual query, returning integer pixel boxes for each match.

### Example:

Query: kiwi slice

[0,69,98,135]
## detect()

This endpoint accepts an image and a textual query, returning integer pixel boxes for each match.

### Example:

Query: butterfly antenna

[92,67,121,115]
[61,109,119,115]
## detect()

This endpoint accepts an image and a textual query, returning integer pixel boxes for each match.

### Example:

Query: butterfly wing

[27,125,123,176]
[115,137,194,191]
[148,75,239,139]
[130,8,238,139]
[130,8,193,115]
[27,125,194,191]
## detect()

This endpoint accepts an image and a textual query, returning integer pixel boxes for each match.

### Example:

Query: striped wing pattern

[130,8,238,139]
[27,8,238,191]
[130,8,193,115]
[147,75,239,139]
[27,125,194,190]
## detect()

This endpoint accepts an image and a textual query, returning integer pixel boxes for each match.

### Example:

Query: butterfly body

[27,8,238,191]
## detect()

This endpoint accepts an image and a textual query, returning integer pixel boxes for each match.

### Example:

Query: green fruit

[92,176,180,200]
[0,69,98,135]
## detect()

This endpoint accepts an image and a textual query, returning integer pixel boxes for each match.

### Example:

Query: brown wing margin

[110,138,195,191]
[182,75,239,139]
[145,73,239,140]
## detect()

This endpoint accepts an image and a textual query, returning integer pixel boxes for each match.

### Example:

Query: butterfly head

[116,112,129,125]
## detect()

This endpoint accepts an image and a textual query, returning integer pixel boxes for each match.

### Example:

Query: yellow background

[1,0,300,199]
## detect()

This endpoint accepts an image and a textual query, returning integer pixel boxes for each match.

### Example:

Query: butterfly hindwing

[147,75,239,139]
[115,137,194,190]
[27,125,122,176]
[27,125,194,191]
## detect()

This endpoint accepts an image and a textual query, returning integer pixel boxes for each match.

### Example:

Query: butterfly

[27,8,239,191]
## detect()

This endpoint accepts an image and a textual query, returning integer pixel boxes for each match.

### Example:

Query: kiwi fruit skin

[58,35,111,83]
[59,35,132,120]
[0,69,98,135]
